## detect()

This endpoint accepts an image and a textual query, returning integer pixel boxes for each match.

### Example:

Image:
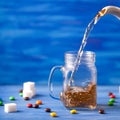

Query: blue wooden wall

[0,0,120,85]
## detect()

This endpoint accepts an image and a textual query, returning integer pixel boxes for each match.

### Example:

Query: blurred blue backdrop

[0,0,120,85]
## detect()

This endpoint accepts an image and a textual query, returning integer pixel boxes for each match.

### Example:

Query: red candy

[110,94,116,98]
[27,103,33,108]
[108,92,116,99]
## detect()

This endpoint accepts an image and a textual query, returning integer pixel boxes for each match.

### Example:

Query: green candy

[109,98,115,103]
[9,96,15,101]
[19,92,23,97]
[0,101,3,106]
[108,101,114,106]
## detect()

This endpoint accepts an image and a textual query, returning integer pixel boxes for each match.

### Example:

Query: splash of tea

[69,6,120,85]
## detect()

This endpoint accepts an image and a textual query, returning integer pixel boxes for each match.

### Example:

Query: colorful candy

[24,97,30,100]
[33,104,39,108]
[26,103,33,108]
[70,109,77,114]
[108,92,116,106]
[19,89,23,93]
[0,101,3,106]
[108,101,114,106]
[36,100,42,105]
[19,92,23,97]
[9,96,15,101]
[98,109,105,114]
[109,98,115,103]
[108,92,116,98]
[110,94,116,99]
[50,112,57,117]
[45,108,51,112]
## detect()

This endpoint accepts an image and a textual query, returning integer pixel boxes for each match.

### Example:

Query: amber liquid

[60,83,96,109]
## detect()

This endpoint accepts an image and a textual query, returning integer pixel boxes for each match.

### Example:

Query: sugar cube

[23,81,36,99]
[23,82,35,90]
[23,89,36,98]
[4,103,17,113]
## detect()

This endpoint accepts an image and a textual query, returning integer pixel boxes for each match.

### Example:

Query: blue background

[0,0,120,85]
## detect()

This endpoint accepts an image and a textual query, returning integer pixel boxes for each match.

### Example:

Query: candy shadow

[16,110,23,113]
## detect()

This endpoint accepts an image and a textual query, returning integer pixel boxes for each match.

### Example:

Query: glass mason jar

[48,51,97,109]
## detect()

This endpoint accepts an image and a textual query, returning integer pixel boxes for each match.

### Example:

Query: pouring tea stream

[48,6,120,109]
[69,6,120,86]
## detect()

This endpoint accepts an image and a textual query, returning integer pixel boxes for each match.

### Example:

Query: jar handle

[48,66,63,100]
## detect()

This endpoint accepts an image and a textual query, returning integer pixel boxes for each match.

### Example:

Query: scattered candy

[0,101,3,106]
[19,92,23,97]
[108,92,116,106]
[108,101,114,106]
[26,103,33,108]
[109,98,115,103]
[9,96,15,101]
[50,112,57,117]
[110,94,116,99]
[24,97,30,100]
[19,89,23,93]
[36,100,42,105]
[70,109,77,114]
[2,84,119,115]
[33,104,39,108]
[45,108,51,112]
[98,109,105,114]
[4,103,17,113]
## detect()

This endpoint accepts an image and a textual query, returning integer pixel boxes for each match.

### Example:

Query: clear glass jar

[48,51,97,109]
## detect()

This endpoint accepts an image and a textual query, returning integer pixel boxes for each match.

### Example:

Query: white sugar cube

[23,81,36,99]
[31,88,36,96]
[23,89,35,98]
[23,82,35,90]
[4,103,17,113]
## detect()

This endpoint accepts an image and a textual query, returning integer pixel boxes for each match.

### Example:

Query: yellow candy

[50,112,57,117]
[70,109,77,114]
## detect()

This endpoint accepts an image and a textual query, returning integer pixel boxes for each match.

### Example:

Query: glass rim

[65,51,95,56]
